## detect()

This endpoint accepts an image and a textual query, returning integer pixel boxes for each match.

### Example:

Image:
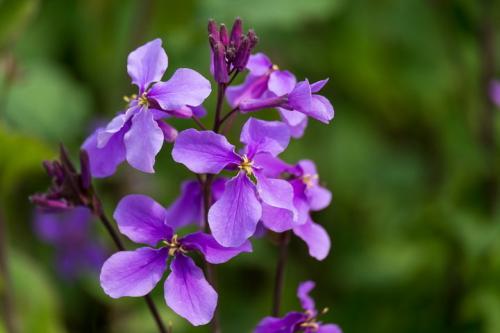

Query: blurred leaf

[0,0,39,49]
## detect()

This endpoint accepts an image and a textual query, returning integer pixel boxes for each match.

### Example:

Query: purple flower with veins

[172,117,298,247]
[491,80,500,107]
[100,194,251,326]
[226,53,334,138]
[35,207,106,279]
[255,281,342,333]
[83,39,211,177]
[165,178,226,229]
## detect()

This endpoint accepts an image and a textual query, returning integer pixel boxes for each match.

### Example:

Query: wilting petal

[208,173,262,247]
[297,280,316,312]
[100,247,168,298]
[278,108,308,138]
[317,324,343,333]
[310,78,329,93]
[114,194,172,246]
[226,74,269,107]
[82,127,127,178]
[124,107,164,173]
[254,312,306,333]
[300,95,334,124]
[182,232,252,264]
[306,185,332,211]
[157,120,178,142]
[127,39,168,92]
[268,70,296,96]
[97,107,138,148]
[293,219,331,261]
[287,80,312,112]
[241,118,290,157]
[172,129,240,174]
[246,53,272,75]
[256,173,297,232]
[165,180,203,229]
[148,68,211,110]
[164,254,217,326]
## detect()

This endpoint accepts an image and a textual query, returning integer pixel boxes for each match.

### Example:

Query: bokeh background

[1,0,500,332]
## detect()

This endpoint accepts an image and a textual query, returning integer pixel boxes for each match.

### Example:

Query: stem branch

[272,231,291,317]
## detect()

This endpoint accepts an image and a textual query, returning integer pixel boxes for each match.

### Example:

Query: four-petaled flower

[172,117,298,247]
[83,39,211,177]
[99,194,251,325]
[226,53,334,138]
[255,281,342,333]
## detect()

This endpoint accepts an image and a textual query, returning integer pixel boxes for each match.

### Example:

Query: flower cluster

[32,17,341,331]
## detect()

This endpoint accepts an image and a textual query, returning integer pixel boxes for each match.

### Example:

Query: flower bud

[219,24,229,46]
[230,17,243,49]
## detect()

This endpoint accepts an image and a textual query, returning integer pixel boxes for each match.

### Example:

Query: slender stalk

[92,197,167,333]
[219,107,239,128]
[213,83,227,133]
[0,208,16,333]
[272,231,291,317]
[191,116,207,130]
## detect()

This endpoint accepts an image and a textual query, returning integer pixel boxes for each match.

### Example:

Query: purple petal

[191,105,207,118]
[246,53,272,75]
[297,280,316,312]
[165,180,203,229]
[317,324,343,333]
[268,70,296,96]
[254,312,306,333]
[302,95,334,124]
[490,80,500,107]
[238,96,285,112]
[278,108,308,138]
[293,219,331,261]
[211,178,227,201]
[35,207,92,243]
[164,254,217,326]
[114,194,172,246]
[241,118,290,157]
[148,68,211,110]
[157,120,178,142]
[172,129,240,174]
[226,74,270,107]
[297,159,318,176]
[208,173,262,247]
[287,80,312,112]
[97,107,137,148]
[127,39,168,93]
[306,185,332,211]
[255,171,296,232]
[182,232,252,264]
[310,78,329,93]
[124,107,164,173]
[100,247,168,298]
[82,127,127,178]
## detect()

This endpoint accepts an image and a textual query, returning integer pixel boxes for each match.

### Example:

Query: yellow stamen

[302,174,319,188]
[123,94,138,103]
[238,155,254,176]
[272,64,279,71]
[138,93,149,107]
[164,234,187,256]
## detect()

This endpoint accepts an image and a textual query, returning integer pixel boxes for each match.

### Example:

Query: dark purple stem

[272,231,291,317]
[91,195,167,333]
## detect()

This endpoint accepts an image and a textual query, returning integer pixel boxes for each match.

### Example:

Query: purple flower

[83,39,211,177]
[99,194,251,326]
[165,178,226,229]
[226,53,334,138]
[35,207,106,279]
[172,117,298,247]
[490,80,500,107]
[255,281,342,333]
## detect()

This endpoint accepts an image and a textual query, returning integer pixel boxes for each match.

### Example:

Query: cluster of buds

[208,17,258,83]
[30,145,93,212]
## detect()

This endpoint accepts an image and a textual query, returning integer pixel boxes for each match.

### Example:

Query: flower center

[272,64,279,71]
[302,174,318,188]
[163,234,187,256]
[238,155,254,176]
[299,308,329,332]
[138,93,149,107]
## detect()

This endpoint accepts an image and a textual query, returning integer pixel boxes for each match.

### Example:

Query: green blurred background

[1,0,499,332]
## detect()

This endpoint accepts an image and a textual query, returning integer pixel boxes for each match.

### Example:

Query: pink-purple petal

[156,120,178,142]
[268,70,296,96]
[254,312,306,333]
[304,95,334,124]
[310,78,329,93]
[255,171,296,220]
[293,219,331,261]
[226,74,270,107]
[306,185,332,211]
[181,232,252,264]
[127,39,168,92]
[172,129,240,174]
[287,80,312,112]
[100,247,168,298]
[148,68,211,110]
[317,324,343,333]
[114,194,172,246]
[241,118,291,157]
[208,173,262,247]
[246,53,272,75]
[278,108,308,138]
[124,107,164,173]
[82,127,127,178]
[164,254,217,326]
[297,280,316,312]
